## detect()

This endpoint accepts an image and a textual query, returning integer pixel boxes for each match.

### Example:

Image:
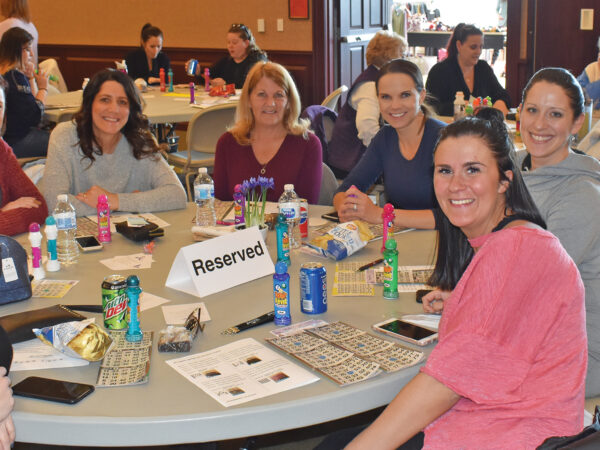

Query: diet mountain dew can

[102,275,128,329]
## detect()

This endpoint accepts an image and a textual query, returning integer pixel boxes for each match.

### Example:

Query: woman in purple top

[213,61,322,204]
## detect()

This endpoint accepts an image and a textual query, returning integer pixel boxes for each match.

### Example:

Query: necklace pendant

[260,167,266,175]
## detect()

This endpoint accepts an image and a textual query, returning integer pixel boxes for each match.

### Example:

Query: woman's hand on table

[422,289,451,314]
[0,416,14,450]
[148,76,160,85]
[1,197,42,212]
[333,185,381,224]
[76,186,120,211]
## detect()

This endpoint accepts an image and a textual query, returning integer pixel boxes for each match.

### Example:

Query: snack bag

[33,318,113,361]
[309,221,374,260]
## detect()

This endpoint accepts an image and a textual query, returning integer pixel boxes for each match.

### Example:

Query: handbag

[0,304,87,344]
[0,235,32,305]
[116,221,164,242]
[537,406,600,449]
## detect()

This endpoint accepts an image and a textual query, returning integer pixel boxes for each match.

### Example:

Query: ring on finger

[353,203,357,211]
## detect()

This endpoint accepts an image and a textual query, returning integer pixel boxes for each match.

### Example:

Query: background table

[11,204,437,446]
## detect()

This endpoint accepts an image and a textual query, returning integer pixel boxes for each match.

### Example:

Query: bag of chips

[309,221,374,260]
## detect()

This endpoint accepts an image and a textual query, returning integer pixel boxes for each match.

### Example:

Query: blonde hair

[229,61,310,145]
[366,30,407,67]
[0,0,30,22]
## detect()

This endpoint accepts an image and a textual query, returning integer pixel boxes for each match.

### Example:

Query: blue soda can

[300,262,327,314]
[273,262,291,325]
[187,59,198,76]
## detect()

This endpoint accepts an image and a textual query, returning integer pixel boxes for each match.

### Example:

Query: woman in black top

[125,23,170,85]
[425,23,510,117]
[186,24,267,89]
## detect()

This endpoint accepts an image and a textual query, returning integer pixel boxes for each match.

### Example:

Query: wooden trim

[311,0,335,105]
[39,44,315,108]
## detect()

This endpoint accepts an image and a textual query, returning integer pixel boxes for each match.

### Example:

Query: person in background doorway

[426,23,510,117]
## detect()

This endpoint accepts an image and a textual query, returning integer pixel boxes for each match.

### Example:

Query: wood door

[338,0,391,99]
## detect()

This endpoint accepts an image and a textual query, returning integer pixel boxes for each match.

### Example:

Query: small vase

[235,224,268,242]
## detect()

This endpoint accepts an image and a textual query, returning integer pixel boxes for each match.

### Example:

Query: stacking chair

[167,103,237,199]
[320,85,348,111]
[318,162,339,206]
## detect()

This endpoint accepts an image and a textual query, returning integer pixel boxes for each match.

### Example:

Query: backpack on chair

[0,235,32,304]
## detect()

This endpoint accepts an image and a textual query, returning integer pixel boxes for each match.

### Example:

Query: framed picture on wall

[289,0,309,20]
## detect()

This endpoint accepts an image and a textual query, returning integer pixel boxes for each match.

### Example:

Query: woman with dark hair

[333,59,445,228]
[0,0,38,66]
[40,69,186,216]
[213,61,321,203]
[328,30,407,178]
[322,111,587,450]
[0,74,48,235]
[186,24,267,89]
[0,26,49,158]
[425,23,510,116]
[125,23,170,85]
[518,67,600,397]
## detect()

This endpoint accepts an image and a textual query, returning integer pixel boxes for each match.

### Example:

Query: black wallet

[0,304,87,343]
[116,221,164,242]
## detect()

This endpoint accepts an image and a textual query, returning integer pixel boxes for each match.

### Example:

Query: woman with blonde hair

[213,61,322,203]
[328,30,407,178]
[0,0,37,66]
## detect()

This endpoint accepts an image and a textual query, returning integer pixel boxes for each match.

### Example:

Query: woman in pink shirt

[335,110,587,449]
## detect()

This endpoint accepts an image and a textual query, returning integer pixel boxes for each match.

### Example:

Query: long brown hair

[73,69,159,163]
[0,0,30,22]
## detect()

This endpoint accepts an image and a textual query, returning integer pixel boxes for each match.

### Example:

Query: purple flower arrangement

[240,176,274,227]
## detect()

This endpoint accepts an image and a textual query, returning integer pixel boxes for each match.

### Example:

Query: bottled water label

[194,184,214,201]
[54,212,76,230]
[280,202,299,220]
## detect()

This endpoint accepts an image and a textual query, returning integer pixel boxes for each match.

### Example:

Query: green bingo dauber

[383,239,399,300]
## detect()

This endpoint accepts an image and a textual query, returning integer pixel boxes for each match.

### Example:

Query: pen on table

[219,202,235,222]
[221,311,275,335]
[356,258,384,272]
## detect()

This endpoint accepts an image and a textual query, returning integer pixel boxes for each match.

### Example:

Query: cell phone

[13,376,95,404]
[75,235,102,252]
[321,211,339,222]
[372,318,438,346]
[416,289,433,304]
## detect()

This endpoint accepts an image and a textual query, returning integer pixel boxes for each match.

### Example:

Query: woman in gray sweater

[41,69,186,216]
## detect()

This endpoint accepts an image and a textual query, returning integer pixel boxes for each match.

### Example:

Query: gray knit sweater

[40,121,186,216]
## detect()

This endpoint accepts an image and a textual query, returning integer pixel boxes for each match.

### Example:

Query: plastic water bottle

[53,194,79,264]
[453,91,466,121]
[194,167,216,226]
[278,184,300,249]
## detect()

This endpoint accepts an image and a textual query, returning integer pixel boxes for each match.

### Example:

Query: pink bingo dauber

[381,203,395,253]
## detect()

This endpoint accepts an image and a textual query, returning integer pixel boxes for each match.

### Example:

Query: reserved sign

[166,226,275,297]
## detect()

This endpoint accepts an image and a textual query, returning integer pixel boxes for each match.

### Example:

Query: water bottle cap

[198,167,207,174]
[45,216,56,225]
[57,194,67,202]
[384,239,397,250]
[275,261,288,274]
[284,184,294,191]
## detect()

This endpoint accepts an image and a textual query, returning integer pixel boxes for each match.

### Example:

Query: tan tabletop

[10,204,437,446]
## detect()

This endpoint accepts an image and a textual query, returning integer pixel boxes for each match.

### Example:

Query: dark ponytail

[140,23,163,44]
[428,108,545,291]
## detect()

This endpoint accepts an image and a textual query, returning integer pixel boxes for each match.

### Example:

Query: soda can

[299,199,309,240]
[300,262,327,314]
[101,275,128,329]
[187,59,199,76]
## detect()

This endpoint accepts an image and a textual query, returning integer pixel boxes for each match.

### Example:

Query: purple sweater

[213,132,323,204]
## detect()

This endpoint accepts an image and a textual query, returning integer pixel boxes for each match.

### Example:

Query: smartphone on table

[75,235,103,252]
[13,376,95,404]
[321,211,339,222]
[372,318,438,346]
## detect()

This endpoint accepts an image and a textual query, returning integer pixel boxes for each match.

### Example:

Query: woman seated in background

[517,67,600,397]
[0,27,49,158]
[213,61,322,204]
[328,30,406,178]
[125,23,170,86]
[186,24,267,89]
[426,23,510,116]
[0,0,37,66]
[334,59,445,228]
[40,69,186,216]
[577,36,600,110]
[0,75,47,235]
[323,113,587,450]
